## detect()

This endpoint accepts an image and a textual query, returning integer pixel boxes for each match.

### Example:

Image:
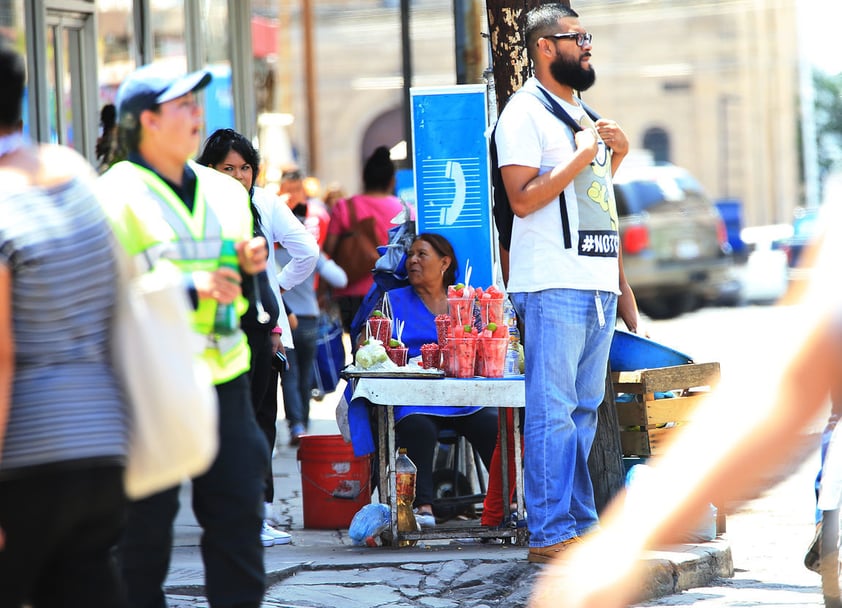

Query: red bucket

[297,435,371,529]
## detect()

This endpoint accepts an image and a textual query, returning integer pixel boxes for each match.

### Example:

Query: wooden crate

[612,362,720,458]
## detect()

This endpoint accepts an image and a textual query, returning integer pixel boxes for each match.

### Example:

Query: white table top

[352,376,525,408]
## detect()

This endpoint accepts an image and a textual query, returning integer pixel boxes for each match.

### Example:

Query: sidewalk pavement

[163,412,733,607]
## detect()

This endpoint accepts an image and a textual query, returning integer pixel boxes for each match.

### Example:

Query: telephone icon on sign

[438,161,466,226]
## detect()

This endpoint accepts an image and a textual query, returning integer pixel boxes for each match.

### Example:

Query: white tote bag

[112,246,219,500]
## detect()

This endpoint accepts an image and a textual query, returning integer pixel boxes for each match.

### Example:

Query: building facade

[3,0,802,226]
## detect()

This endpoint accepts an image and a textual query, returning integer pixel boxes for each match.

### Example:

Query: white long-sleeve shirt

[253,186,319,348]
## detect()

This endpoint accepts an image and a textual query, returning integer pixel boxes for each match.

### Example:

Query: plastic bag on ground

[349,503,391,546]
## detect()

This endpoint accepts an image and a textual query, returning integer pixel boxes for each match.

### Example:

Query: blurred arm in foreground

[530,209,842,608]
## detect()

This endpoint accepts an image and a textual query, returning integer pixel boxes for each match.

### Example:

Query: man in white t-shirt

[494,3,641,564]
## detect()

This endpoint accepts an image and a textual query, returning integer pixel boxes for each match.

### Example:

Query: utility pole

[400,0,413,166]
[302,0,318,175]
[454,0,487,85]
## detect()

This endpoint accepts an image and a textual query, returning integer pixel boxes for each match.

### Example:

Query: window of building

[643,127,671,164]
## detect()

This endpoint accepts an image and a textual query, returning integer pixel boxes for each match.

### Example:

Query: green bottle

[212,239,239,335]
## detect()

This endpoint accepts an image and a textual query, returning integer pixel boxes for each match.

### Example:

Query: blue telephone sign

[410,85,494,287]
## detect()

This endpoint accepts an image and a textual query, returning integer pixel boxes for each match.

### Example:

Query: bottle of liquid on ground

[213,239,239,335]
[395,447,419,544]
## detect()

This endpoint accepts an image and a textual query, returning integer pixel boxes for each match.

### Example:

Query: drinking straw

[464,259,472,290]
[396,319,405,344]
[382,291,393,320]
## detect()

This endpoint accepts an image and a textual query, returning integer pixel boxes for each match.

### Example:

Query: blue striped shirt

[0,177,128,475]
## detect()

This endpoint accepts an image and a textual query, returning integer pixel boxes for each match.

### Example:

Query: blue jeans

[281,315,319,429]
[510,288,617,547]
[118,374,268,608]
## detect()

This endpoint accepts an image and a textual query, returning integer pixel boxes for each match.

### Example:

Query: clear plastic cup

[386,346,408,367]
[434,314,452,347]
[367,316,392,346]
[447,298,474,329]
[476,337,508,378]
[420,343,440,369]
[441,340,452,375]
[448,336,477,378]
[478,298,505,327]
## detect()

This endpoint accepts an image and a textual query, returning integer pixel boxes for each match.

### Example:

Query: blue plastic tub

[608,329,693,372]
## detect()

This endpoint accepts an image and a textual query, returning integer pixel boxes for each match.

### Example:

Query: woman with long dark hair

[197,128,319,546]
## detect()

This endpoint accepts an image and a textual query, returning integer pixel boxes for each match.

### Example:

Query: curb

[638,539,733,601]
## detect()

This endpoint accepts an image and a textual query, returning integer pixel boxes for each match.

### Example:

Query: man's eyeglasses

[541,32,593,48]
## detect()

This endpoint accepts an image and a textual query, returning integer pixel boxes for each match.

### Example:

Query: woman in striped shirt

[0,43,129,607]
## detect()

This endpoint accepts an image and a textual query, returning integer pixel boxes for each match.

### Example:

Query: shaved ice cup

[367,316,392,346]
[420,344,441,369]
[386,346,408,367]
[434,315,452,347]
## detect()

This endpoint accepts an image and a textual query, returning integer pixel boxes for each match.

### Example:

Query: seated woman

[348,233,498,527]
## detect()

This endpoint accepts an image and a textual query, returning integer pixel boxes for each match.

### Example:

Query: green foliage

[814,69,842,175]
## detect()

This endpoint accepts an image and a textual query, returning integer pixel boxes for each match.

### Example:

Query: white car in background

[737,224,791,304]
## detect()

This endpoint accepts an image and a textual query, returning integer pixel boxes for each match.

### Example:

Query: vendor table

[351,376,528,546]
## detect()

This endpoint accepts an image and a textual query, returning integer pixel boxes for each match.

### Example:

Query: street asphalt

[161,405,734,608]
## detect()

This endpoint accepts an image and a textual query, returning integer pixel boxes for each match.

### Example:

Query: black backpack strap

[529,86,601,250]
[533,86,602,129]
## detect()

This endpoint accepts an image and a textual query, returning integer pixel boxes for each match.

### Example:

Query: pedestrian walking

[0,42,130,608]
[197,128,319,547]
[100,63,270,608]
[493,3,640,564]
[323,146,407,332]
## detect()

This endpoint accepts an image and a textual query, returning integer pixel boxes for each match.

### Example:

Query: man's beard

[292,202,307,218]
[549,52,596,92]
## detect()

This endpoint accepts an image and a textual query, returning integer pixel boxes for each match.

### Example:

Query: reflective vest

[98,160,254,384]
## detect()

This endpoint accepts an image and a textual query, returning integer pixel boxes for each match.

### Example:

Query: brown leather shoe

[527,537,582,564]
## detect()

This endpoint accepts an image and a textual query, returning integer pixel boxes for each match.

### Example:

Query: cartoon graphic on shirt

[566,115,619,258]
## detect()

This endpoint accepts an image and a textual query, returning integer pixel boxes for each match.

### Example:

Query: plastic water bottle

[212,239,239,335]
[395,448,419,541]
[503,300,521,376]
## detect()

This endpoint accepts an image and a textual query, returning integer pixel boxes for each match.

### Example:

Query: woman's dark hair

[197,128,261,192]
[197,128,262,226]
[362,145,395,192]
[414,233,459,288]
[0,42,26,128]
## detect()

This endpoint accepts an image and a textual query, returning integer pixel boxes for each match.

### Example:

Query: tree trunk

[484,0,570,115]
[589,367,626,514]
